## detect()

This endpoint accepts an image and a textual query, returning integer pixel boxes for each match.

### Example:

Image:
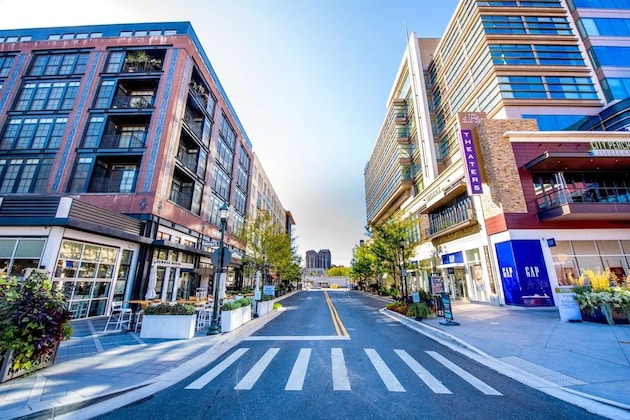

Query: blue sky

[0,0,460,266]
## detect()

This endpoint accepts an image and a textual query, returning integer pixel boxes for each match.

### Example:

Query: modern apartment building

[365,0,630,308]
[0,22,291,319]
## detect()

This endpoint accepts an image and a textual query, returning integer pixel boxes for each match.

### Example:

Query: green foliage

[144,303,196,315]
[572,268,630,321]
[386,301,408,315]
[260,294,275,302]
[0,275,72,370]
[273,303,282,310]
[327,266,351,277]
[221,297,252,311]
[406,302,434,319]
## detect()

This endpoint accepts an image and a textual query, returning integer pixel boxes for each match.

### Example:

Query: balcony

[426,204,477,239]
[176,149,199,174]
[183,111,204,139]
[88,176,136,193]
[111,95,154,109]
[536,187,630,221]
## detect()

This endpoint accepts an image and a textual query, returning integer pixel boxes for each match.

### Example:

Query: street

[96,291,603,419]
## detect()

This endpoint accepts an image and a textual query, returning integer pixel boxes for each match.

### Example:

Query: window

[212,166,231,201]
[579,17,630,37]
[28,53,89,76]
[489,44,584,66]
[14,81,79,111]
[0,55,14,77]
[498,76,597,99]
[216,138,234,171]
[546,76,599,99]
[482,15,571,35]
[601,78,630,101]
[219,115,236,149]
[104,51,124,73]
[89,160,139,193]
[0,117,67,150]
[0,238,45,278]
[0,158,52,193]
[93,80,116,108]
[590,46,630,69]
[522,114,589,130]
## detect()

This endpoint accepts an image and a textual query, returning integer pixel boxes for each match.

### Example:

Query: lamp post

[207,202,229,335]
[253,252,266,318]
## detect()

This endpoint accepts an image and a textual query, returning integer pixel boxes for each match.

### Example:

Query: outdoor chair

[134,309,144,332]
[104,301,133,331]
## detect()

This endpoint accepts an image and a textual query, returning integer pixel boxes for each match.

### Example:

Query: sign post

[439,293,460,326]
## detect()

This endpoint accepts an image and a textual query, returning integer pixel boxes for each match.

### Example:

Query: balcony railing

[99,134,146,149]
[176,150,199,173]
[426,204,476,238]
[88,176,136,193]
[170,189,193,210]
[111,95,154,109]
[536,186,630,211]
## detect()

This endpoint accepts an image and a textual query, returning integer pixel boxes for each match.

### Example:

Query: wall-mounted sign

[589,141,630,156]
[459,129,483,195]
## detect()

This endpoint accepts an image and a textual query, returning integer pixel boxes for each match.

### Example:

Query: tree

[350,244,377,290]
[366,217,420,300]
[327,266,351,277]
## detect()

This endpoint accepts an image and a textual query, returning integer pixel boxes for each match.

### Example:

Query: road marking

[325,291,349,337]
[395,349,451,394]
[365,349,405,392]
[235,348,280,390]
[427,351,502,396]
[331,348,351,390]
[243,335,351,341]
[185,348,249,389]
[285,348,311,391]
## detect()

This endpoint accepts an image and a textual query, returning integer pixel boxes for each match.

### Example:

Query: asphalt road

[96,290,604,419]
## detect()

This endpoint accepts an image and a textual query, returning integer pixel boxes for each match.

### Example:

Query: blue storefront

[495,239,555,307]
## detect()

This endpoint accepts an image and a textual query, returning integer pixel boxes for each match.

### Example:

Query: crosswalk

[185,347,502,396]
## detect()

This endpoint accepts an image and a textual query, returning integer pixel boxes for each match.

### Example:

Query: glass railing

[99,134,145,149]
[88,176,136,193]
[111,95,154,109]
[176,151,199,173]
[536,186,630,210]
[183,112,204,138]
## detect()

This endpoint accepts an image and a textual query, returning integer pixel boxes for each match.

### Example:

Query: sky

[0,0,460,266]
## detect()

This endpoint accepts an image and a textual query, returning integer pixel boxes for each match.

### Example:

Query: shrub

[221,298,252,311]
[406,302,434,319]
[260,293,275,302]
[273,302,282,310]
[144,303,196,315]
[386,301,408,315]
[0,274,72,370]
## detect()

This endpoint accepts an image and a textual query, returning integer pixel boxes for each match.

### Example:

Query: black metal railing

[111,95,154,109]
[427,204,476,237]
[99,134,146,149]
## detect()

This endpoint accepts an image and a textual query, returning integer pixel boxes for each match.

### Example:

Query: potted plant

[125,50,150,71]
[255,293,275,317]
[221,297,252,332]
[573,269,630,325]
[0,273,72,383]
[140,303,196,339]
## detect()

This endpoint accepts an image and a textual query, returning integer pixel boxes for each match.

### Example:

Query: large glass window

[551,240,629,286]
[568,0,630,9]
[601,78,630,101]
[0,158,52,193]
[0,55,15,78]
[0,117,67,150]
[54,240,120,319]
[28,52,89,76]
[0,238,45,278]
[498,76,598,99]
[13,81,79,111]
[579,18,630,37]
[590,46,630,69]
[490,44,584,66]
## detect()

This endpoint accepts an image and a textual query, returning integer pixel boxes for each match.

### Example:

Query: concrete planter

[256,300,274,317]
[0,343,59,383]
[221,305,252,332]
[140,314,196,339]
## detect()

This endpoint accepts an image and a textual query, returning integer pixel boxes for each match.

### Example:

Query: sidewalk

[380,297,630,418]
[1,294,629,419]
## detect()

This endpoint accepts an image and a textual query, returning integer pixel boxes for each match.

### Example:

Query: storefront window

[55,239,120,319]
[0,238,45,278]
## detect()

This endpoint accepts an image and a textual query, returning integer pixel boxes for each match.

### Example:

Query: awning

[436,263,466,269]
[523,151,630,171]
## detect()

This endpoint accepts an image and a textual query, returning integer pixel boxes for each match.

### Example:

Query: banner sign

[459,129,483,195]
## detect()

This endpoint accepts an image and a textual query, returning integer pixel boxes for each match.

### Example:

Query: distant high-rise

[305,249,331,270]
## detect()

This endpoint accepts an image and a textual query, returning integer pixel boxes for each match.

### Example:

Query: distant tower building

[305,249,331,270]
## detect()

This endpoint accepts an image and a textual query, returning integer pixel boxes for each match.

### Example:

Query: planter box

[580,307,629,325]
[0,344,59,383]
[221,305,252,332]
[256,300,274,317]
[140,314,196,339]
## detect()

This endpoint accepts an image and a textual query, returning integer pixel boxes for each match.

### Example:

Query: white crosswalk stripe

[365,348,405,392]
[331,347,351,391]
[285,348,311,391]
[395,349,451,394]
[186,347,503,396]
[426,351,502,396]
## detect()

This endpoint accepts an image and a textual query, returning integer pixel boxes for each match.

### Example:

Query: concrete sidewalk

[1,293,629,419]
[379,298,630,419]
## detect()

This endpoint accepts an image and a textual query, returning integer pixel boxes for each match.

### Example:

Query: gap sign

[459,129,483,195]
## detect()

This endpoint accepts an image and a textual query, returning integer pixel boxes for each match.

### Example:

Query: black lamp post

[207,202,229,335]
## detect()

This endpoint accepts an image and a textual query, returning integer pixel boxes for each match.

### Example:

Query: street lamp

[400,238,407,302]
[253,252,266,319]
[207,202,229,335]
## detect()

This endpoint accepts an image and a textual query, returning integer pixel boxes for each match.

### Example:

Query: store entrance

[451,268,469,301]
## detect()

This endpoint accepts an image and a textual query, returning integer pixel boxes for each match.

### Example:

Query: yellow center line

[324,291,348,337]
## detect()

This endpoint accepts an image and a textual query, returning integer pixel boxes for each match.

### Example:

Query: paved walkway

[0,293,629,419]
